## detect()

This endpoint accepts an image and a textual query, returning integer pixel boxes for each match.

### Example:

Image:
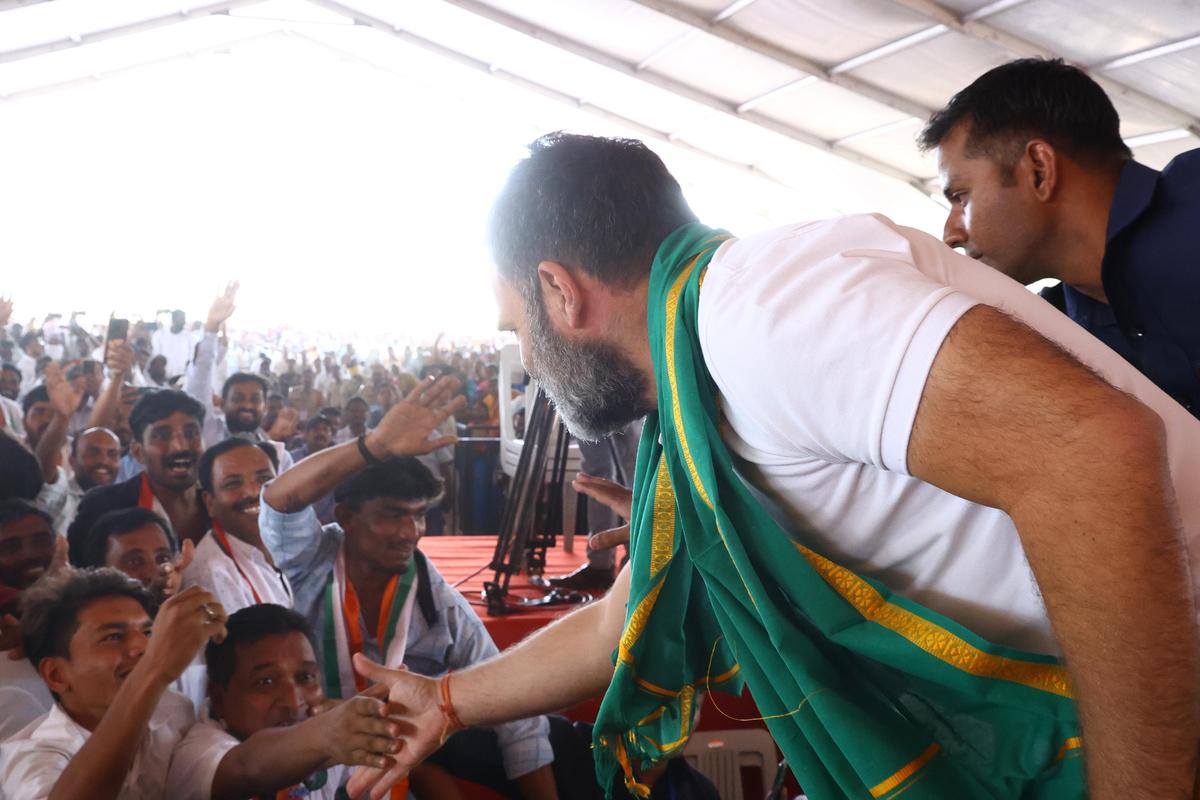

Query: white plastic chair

[497,344,584,548]
[682,729,779,800]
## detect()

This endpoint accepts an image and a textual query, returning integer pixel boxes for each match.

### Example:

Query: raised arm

[347,564,632,800]
[907,305,1199,799]
[48,586,228,800]
[36,364,79,483]
[186,282,239,414]
[89,342,133,431]
[264,375,463,513]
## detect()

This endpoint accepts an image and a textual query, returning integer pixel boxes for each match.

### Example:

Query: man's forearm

[184,332,216,410]
[210,719,330,800]
[264,438,372,512]
[35,413,67,483]
[88,377,122,430]
[48,662,169,800]
[452,566,629,727]
[1012,408,1199,799]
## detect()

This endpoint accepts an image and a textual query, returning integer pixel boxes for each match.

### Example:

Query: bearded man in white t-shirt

[349,133,1200,800]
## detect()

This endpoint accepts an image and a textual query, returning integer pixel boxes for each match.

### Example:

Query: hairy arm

[907,305,1199,799]
[264,375,462,513]
[347,566,631,799]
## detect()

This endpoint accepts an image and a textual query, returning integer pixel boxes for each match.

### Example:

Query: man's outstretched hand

[345,653,455,800]
[365,376,465,459]
[573,473,633,551]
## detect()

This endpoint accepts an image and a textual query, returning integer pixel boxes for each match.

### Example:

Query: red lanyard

[213,521,264,605]
[137,473,156,510]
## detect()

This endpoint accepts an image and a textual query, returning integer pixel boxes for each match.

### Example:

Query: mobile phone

[104,317,130,363]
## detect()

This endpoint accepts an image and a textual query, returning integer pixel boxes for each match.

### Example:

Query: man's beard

[525,293,652,443]
[226,409,262,433]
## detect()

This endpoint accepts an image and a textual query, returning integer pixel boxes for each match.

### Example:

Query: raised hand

[149,539,194,603]
[104,340,134,379]
[267,407,300,441]
[318,694,403,771]
[205,281,240,333]
[573,473,634,550]
[142,585,228,683]
[44,362,83,418]
[345,654,452,800]
[0,295,12,327]
[366,375,465,459]
[572,473,632,519]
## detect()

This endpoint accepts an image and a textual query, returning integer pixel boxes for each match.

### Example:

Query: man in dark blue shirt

[919,57,1199,416]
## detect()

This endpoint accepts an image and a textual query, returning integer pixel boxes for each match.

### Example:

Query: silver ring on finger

[200,604,218,622]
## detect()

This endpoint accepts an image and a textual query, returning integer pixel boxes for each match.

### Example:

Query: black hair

[489,132,698,304]
[0,439,44,500]
[20,567,156,672]
[221,372,270,402]
[18,332,39,348]
[303,416,332,433]
[1,363,20,379]
[197,437,279,494]
[0,497,53,528]
[319,406,341,418]
[21,385,49,416]
[918,58,1131,171]
[76,507,177,570]
[205,603,316,688]
[128,389,205,443]
[344,396,368,410]
[333,456,442,511]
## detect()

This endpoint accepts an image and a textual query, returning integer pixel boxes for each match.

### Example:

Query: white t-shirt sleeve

[699,214,977,474]
[165,719,239,800]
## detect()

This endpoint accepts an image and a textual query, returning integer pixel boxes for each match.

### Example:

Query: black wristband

[357,434,383,466]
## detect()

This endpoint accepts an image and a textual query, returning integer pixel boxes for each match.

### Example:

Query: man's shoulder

[78,474,141,507]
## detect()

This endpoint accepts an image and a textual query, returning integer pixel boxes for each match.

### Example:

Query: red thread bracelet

[438,672,465,732]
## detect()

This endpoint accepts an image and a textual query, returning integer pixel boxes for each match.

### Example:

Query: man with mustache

[186,282,295,472]
[349,133,1200,800]
[181,438,292,617]
[0,569,228,799]
[68,389,210,562]
[167,603,403,800]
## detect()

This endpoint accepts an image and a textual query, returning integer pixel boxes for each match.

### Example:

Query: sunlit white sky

[0,2,949,343]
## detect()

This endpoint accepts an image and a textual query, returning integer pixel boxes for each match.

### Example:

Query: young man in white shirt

[0,568,228,799]
[167,603,403,800]
[350,133,1200,800]
[151,310,193,380]
[182,438,292,614]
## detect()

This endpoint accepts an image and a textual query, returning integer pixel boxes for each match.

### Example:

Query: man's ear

[38,656,71,698]
[1025,140,1058,202]
[536,261,586,330]
[130,440,145,466]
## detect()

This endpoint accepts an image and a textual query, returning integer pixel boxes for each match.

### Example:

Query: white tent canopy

[0,0,1195,335]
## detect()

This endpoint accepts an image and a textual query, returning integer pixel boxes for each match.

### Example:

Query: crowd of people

[0,55,1197,800]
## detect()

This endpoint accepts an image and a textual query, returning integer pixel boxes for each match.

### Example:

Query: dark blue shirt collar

[1106,159,1160,244]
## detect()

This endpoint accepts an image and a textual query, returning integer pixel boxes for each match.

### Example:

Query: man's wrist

[362,431,389,461]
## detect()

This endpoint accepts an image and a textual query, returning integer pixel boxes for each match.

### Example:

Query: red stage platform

[419,535,778,736]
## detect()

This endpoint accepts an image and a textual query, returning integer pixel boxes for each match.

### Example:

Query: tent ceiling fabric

[0,0,1196,196]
